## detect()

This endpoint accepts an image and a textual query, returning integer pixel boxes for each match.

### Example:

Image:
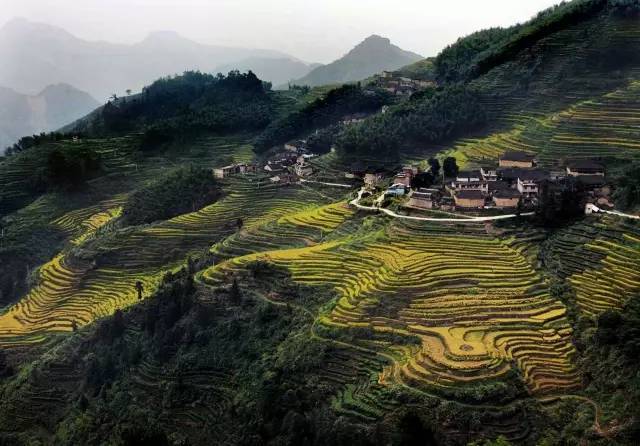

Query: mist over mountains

[0,18,426,152]
[0,83,99,151]
[0,18,310,101]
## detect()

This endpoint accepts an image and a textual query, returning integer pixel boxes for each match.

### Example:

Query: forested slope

[1,1,640,445]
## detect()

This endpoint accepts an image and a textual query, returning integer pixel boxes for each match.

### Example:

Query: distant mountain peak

[143,30,187,42]
[0,17,74,40]
[286,35,423,88]
[359,34,391,46]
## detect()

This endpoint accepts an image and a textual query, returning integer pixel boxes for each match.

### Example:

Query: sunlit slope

[545,217,640,317]
[444,12,640,167]
[447,80,640,167]
[202,219,579,396]
[0,169,342,348]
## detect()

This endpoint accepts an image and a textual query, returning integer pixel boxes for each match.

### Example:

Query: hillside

[286,35,423,88]
[0,18,307,100]
[0,84,99,152]
[1,1,640,445]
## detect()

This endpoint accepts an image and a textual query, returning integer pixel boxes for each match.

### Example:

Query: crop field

[545,217,640,317]
[443,14,640,168]
[0,174,344,347]
[202,217,580,400]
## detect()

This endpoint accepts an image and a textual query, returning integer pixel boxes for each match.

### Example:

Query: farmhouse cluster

[375,71,436,96]
[356,150,609,213]
[213,139,315,186]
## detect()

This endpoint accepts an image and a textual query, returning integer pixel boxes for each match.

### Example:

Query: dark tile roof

[494,189,522,198]
[576,175,606,186]
[456,190,485,200]
[517,169,549,181]
[488,181,512,192]
[567,160,605,171]
[457,170,482,178]
[497,168,547,182]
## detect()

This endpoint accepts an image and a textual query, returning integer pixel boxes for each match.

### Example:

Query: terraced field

[443,13,640,168]
[545,217,640,317]
[0,174,344,347]
[202,218,579,398]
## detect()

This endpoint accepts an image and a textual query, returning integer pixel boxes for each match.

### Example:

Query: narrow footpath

[349,188,535,223]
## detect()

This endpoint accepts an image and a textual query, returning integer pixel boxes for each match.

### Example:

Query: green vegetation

[75,71,275,149]
[254,84,390,153]
[335,86,485,160]
[122,167,222,226]
[2,0,640,444]
[434,0,640,84]
[613,162,640,211]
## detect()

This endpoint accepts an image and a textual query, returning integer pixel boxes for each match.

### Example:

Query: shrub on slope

[122,167,222,225]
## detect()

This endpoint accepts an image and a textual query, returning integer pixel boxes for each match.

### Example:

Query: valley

[0,1,640,445]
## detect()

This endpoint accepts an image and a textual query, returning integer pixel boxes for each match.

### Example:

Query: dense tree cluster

[91,71,275,147]
[535,178,588,227]
[613,162,640,211]
[335,87,486,160]
[305,124,343,155]
[254,84,390,153]
[122,166,222,226]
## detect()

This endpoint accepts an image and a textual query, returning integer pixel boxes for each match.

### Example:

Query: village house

[516,170,549,198]
[480,165,498,182]
[394,173,412,187]
[213,164,240,179]
[376,73,435,96]
[407,190,434,209]
[454,190,486,209]
[578,175,607,189]
[364,172,385,188]
[264,162,285,173]
[492,189,522,209]
[456,170,483,183]
[451,171,488,193]
[499,151,537,168]
[440,196,455,211]
[386,184,407,197]
[402,165,419,177]
[214,163,256,179]
[294,158,314,177]
[566,160,605,177]
[270,173,298,186]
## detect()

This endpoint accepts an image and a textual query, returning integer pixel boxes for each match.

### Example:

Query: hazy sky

[1,0,563,63]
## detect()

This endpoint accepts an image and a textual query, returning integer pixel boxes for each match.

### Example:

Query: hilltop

[0,1,640,445]
[284,35,423,88]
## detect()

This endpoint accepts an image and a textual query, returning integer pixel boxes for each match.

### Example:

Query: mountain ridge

[0,18,306,99]
[283,34,423,88]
